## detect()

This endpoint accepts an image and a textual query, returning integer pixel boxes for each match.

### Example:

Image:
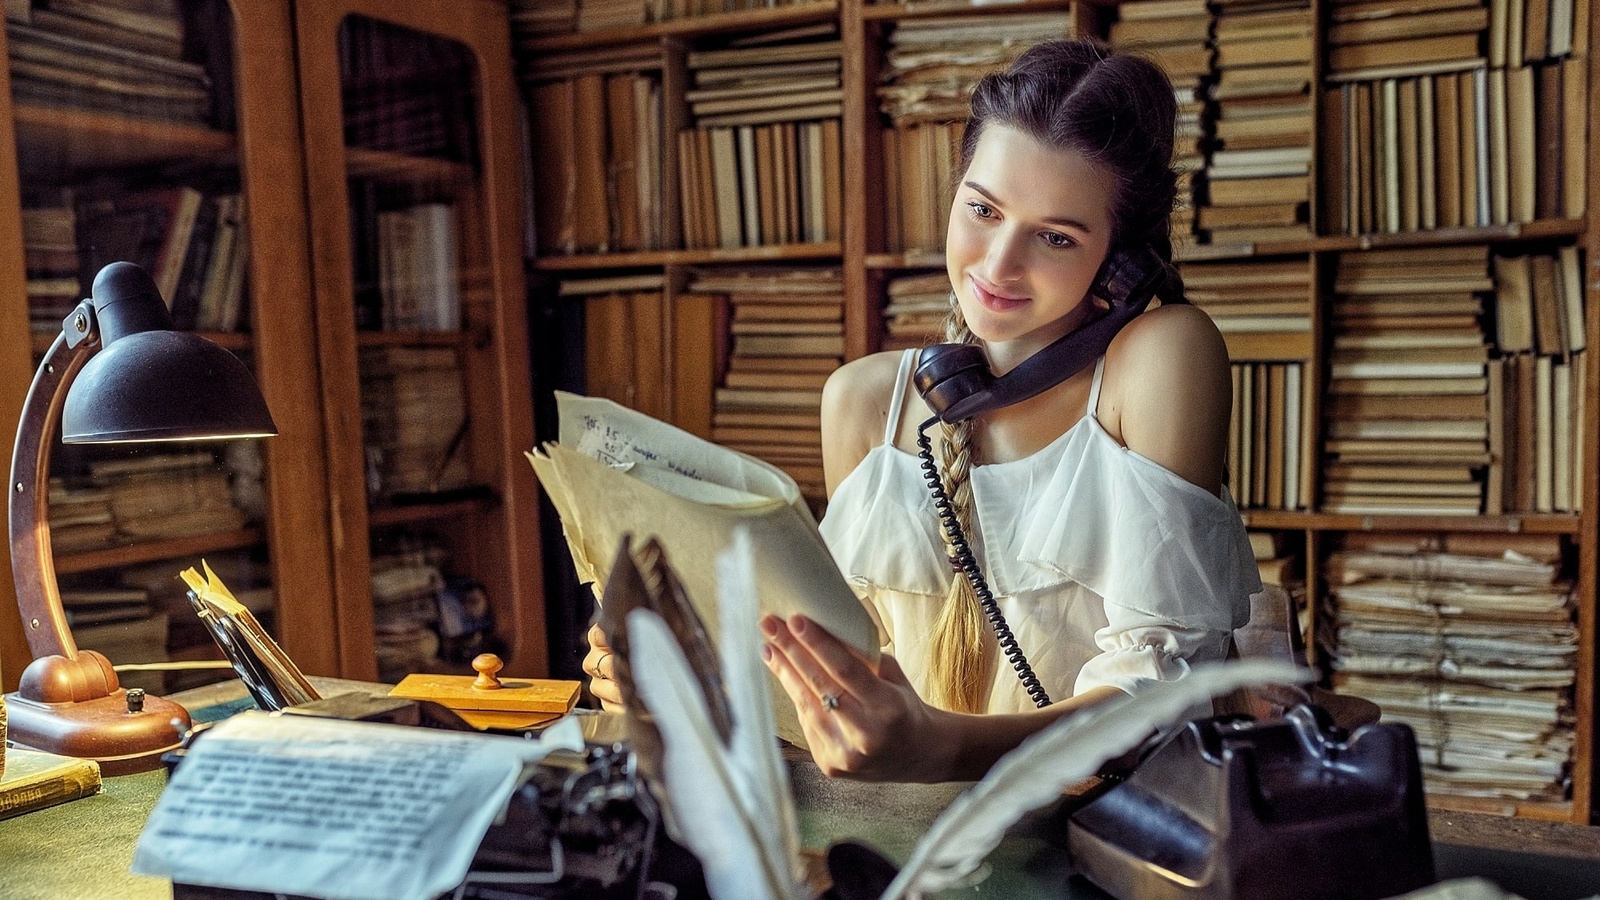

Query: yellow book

[0,745,103,821]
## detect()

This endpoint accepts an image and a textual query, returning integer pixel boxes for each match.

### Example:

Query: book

[0,746,103,821]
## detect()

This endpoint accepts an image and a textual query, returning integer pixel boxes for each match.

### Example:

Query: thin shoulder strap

[885,348,919,445]
[1087,355,1108,418]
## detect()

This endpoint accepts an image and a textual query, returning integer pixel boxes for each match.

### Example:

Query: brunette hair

[928,38,1184,713]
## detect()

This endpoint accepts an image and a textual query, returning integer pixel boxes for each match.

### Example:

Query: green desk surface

[3,677,1600,899]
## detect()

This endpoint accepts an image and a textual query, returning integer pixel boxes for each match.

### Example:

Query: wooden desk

[3,680,1599,899]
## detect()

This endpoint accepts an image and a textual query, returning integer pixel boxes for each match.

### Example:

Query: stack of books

[678,32,842,250]
[560,273,673,420]
[1324,246,1492,515]
[360,345,470,499]
[74,186,249,331]
[696,267,842,504]
[878,11,1072,255]
[523,49,664,255]
[5,0,210,125]
[339,16,477,163]
[882,271,951,352]
[1324,0,1486,82]
[1107,0,1213,245]
[1228,359,1306,511]
[1490,247,1587,514]
[375,202,460,331]
[1201,0,1313,246]
[508,0,578,39]
[1182,257,1312,338]
[46,477,114,551]
[370,542,447,682]
[1323,531,1577,806]
[20,198,80,331]
[82,449,251,542]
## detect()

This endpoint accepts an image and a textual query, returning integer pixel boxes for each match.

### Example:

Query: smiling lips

[970,275,1030,312]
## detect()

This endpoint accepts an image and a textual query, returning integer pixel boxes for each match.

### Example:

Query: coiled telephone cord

[916,416,1052,709]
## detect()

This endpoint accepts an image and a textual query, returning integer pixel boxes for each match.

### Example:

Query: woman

[589,39,1261,782]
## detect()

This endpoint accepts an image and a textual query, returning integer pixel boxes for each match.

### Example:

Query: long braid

[926,300,995,713]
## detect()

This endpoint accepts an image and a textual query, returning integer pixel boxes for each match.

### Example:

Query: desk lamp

[6,261,277,774]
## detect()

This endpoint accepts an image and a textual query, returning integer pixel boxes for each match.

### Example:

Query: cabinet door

[293,0,545,681]
[0,0,335,691]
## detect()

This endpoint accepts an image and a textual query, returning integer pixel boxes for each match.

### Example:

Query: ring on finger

[819,691,840,711]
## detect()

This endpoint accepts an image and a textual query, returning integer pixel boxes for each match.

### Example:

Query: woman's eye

[1041,231,1075,248]
[966,201,995,219]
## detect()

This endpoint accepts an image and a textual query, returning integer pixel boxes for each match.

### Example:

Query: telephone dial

[910,244,1172,707]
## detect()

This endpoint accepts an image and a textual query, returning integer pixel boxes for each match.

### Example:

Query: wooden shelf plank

[862,0,1074,22]
[12,104,235,174]
[1222,331,1312,361]
[368,495,495,528]
[344,146,474,188]
[533,241,841,269]
[516,2,838,52]
[1175,220,1586,262]
[354,329,474,348]
[1238,510,1582,534]
[54,528,265,576]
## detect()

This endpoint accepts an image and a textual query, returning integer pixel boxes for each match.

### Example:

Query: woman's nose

[983,230,1026,283]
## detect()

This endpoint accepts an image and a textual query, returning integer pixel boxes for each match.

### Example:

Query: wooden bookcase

[0,0,546,695]
[515,0,1600,822]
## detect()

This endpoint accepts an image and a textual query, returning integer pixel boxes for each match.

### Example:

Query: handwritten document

[132,711,584,900]
[528,392,882,749]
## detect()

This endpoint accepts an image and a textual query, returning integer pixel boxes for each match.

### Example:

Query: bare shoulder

[822,350,908,496]
[1101,303,1231,493]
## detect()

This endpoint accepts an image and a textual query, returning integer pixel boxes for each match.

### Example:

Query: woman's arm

[762,613,1125,782]
[1100,302,1233,494]
[821,352,906,497]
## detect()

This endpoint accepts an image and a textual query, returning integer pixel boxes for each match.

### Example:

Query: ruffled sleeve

[1004,419,1259,634]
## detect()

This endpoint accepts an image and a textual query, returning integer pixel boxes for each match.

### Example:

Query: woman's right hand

[584,621,625,711]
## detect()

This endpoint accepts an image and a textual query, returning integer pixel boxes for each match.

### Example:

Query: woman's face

[945,124,1117,355]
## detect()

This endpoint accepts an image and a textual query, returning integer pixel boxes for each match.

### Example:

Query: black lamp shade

[62,331,277,442]
[60,261,277,443]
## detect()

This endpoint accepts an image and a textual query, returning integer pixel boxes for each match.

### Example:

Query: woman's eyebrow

[963,181,1094,232]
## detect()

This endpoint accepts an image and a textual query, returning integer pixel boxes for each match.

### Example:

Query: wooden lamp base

[5,652,188,776]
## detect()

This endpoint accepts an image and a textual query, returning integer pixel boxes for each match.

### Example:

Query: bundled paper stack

[695,267,842,506]
[882,271,951,352]
[1323,246,1492,515]
[1107,0,1213,245]
[1182,257,1312,337]
[1324,0,1486,82]
[677,33,842,250]
[47,477,115,551]
[1200,0,1314,247]
[371,544,447,682]
[86,449,250,542]
[879,11,1072,255]
[1323,532,1576,806]
[21,199,80,330]
[360,345,470,499]
[5,0,211,125]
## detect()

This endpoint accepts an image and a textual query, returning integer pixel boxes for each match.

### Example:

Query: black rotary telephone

[911,245,1171,707]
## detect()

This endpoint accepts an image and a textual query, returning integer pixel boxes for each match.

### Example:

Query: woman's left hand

[761,613,955,782]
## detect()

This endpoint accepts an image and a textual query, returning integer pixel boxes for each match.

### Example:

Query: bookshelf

[515,0,1600,821]
[0,1,545,701]
[293,0,545,683]
[0,0,340,689]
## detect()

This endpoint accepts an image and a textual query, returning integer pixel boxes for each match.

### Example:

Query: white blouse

[819,350,1261,713]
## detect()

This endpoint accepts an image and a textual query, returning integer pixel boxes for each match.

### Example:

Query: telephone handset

[914,243,1170,424]
[910,244,1170,708]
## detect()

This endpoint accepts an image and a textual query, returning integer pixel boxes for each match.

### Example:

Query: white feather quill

[628,608,795,900]
[717,528,807,895]
[882,659,1310,900]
